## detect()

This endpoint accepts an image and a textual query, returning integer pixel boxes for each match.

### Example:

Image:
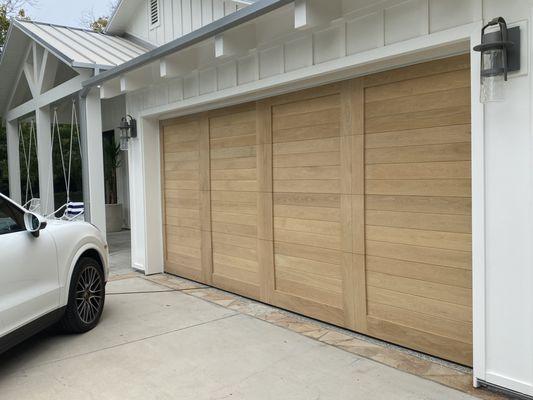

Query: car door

[0,196,60,337]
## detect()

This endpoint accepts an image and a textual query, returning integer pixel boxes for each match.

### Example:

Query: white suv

[0,193,109,353]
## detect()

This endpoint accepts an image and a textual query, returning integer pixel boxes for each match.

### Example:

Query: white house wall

[123,0,246,46]
[481,0,533,395]
[126,0,484,114]
[101,95,126,132]
[123,0,533,396]
[101,96,131,228]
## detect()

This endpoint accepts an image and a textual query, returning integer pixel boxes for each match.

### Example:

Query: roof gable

[0,19,150,115]
[13,19,150,70]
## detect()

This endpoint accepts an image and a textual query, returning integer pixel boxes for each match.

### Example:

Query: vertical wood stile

[159,123,168,274]
[256,100,275,303]
[340,81,356,329]
[200,114,213,284]
[351,78,368,332]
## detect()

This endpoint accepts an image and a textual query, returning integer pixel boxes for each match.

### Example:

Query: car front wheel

[60,257,105,333]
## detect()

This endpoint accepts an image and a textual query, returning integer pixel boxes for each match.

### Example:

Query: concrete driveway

[0,274,486,400]
[1,231,504,400]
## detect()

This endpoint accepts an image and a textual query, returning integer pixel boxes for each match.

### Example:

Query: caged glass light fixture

[118,115,137,151]
[473,17,520,103]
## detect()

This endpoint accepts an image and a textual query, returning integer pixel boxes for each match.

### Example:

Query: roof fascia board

[0,19,16,66]
[106,0,125,34]
[72,62,114,70]
[83,0,294,91]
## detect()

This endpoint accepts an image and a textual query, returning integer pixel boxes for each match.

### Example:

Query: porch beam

[6,73,91,122]
[79,88,106,237]
[35,105,54,215]
[6,120,21,203]
[5,99,36,124]
[294,0,342,30]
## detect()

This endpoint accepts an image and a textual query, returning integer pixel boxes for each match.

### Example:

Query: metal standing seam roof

[13,19,150,70]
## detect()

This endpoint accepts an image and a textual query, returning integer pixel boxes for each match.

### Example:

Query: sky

[23,0,115,28]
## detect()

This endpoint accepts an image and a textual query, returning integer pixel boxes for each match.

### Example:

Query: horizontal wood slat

[365,125,471,149]
[366,316,472,366]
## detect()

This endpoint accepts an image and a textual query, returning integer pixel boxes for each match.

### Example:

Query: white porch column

[6,119,21,203]
[129,116,163,275]
[35,106,54,215]
[79,89,106,237]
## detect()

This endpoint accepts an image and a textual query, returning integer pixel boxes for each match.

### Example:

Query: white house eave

[106,0,126,34]
[72,62,114,70]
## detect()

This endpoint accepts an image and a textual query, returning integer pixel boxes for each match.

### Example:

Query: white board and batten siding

[125,0,247,46]
[127,0,483,114]
[123,0,533,396]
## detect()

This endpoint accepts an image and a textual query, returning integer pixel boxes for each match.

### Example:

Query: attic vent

[149,0,160,27]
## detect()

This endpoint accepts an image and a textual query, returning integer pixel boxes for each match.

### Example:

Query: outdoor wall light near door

[473,17,520,103]
[118,115,137,151]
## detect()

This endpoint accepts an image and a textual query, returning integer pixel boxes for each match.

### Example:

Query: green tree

[88,16,108,33]
[82,1,118,33]
[1,1,33,52]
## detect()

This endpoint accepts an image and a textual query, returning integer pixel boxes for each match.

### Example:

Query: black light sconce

[473,17,520,103]
[118,115,137,151]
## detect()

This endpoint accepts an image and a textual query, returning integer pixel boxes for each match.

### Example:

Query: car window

[0,197,25,235]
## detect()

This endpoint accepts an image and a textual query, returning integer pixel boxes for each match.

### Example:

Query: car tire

[60,257,105,333]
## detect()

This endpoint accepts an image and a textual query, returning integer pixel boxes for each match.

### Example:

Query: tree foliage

[89,16,109,33]
[82,1,118,33]
[0,0,33,52]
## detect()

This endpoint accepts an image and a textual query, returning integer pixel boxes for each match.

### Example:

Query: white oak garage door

[161,54,472,365]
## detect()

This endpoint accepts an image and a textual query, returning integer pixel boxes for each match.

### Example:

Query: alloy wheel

[75,265,103,324]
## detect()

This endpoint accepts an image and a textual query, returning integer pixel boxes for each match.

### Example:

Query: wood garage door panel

[162,117,203,281]
[362,54,472,366]
[209,107,261,298]
[161,54,473,366]
[271,90,349,326]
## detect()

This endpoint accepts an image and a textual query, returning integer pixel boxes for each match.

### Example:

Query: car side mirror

[24,212,47,238]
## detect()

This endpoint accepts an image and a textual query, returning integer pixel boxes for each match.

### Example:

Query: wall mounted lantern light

[118,115,137,151]
[473,17,520,103]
